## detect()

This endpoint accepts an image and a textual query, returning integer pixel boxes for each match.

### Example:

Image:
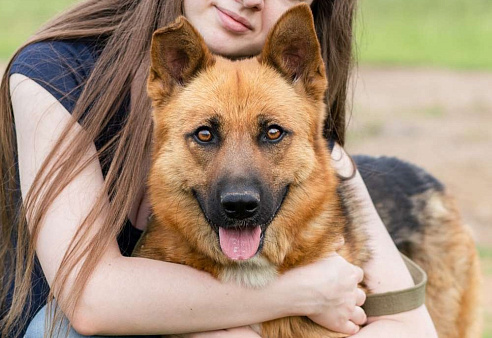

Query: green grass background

[0,0,77,59]
[1,0,492,69]
[479,247,492,338]
[356,0,492,69]
[1,0,491,336]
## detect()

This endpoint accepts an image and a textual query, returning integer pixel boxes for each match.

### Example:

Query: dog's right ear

[259,4,327,101]
[148,17,215,104]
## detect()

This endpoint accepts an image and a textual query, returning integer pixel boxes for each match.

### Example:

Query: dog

[133,4,482,337]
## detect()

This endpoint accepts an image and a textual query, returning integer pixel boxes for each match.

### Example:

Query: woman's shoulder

[10,39,103,113]
[10,39,102,79]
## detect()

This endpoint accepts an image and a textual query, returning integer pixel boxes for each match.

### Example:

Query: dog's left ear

[148,16,215,104]
[259,4,327,100]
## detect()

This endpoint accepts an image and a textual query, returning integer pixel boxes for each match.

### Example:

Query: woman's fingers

[338,320,361,336]
[330,142,356,177]
[351,306,367,326]
[298,255,368,335]
[356,288,367,306]
[354,266,364,284]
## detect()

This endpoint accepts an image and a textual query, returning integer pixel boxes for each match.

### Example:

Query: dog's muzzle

[195,176,288,261]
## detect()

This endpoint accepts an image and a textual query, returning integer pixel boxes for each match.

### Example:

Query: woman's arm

[331,144,438,338]
[10,74,364,336]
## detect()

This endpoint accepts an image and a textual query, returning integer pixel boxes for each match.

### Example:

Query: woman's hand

[183,250,366,338]
[281,241,367,336]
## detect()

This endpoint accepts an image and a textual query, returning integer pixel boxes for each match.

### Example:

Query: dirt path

[348,67,492,246]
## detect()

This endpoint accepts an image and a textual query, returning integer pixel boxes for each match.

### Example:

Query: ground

[3,64,491,334]
[348,66,491,245]
[347,66,492,335]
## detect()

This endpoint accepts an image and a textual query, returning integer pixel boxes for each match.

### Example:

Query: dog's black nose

[221,192,260,220]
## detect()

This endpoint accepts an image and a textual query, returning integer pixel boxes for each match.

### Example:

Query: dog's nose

[221,192,260,220]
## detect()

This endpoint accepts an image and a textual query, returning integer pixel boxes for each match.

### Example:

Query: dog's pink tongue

[219,226,261,260]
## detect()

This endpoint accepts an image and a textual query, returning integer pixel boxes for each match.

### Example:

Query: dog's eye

[194,127,214,143]
[265,126,284,142]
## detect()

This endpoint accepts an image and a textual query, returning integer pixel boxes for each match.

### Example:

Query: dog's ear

[259,4,327,100]
[148,16,215,103]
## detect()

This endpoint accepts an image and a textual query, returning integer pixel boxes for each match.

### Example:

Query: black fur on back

[353,155,445,253]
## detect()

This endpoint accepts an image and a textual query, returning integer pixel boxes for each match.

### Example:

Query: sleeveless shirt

[8,39,144,333]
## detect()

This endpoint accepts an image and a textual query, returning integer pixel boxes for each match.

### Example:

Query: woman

[0,0,437,337]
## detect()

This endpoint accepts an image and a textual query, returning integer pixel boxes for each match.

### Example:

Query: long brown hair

[0,0,357,336]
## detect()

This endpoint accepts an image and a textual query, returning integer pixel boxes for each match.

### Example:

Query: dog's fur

[133,5,482,337]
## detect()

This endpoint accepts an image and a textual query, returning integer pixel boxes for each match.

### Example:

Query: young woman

[0,1,437,337]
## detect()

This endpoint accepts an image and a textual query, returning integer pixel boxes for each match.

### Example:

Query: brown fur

[133,4,481,337]
[398,191,482,338]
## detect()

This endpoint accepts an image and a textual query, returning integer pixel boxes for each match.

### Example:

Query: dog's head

[147,4,341,269]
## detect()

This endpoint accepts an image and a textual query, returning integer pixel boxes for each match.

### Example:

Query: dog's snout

[221,191,260,220]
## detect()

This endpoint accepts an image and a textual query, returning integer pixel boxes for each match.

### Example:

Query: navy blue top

[8,39,144,334]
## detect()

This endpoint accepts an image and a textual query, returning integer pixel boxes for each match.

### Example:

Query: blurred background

[1,0,491,335]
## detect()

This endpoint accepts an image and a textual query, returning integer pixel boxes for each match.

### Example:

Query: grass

[356,0,492,70]
[1,1,492,336]
[479,247,492,338]
[0,0,76,59]
[1,0,492,70]
[485,314,492,338]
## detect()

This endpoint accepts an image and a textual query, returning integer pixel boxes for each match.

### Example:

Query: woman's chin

[207,39,263,59]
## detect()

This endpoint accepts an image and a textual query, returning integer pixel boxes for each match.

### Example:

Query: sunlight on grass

[0,0,76,59]
[356,0,492,69]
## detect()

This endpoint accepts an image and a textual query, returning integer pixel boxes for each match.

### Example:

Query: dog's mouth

[218,226,263,260]
[193,185,289,261]
[207,218,269,261]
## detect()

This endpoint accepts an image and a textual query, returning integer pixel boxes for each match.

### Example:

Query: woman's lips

[215,6,253,33]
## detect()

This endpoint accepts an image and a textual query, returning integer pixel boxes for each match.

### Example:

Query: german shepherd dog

[133,4,482,337]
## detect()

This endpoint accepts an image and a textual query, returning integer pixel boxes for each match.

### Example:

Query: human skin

[9,0,437,336]
[183,0,314,58]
